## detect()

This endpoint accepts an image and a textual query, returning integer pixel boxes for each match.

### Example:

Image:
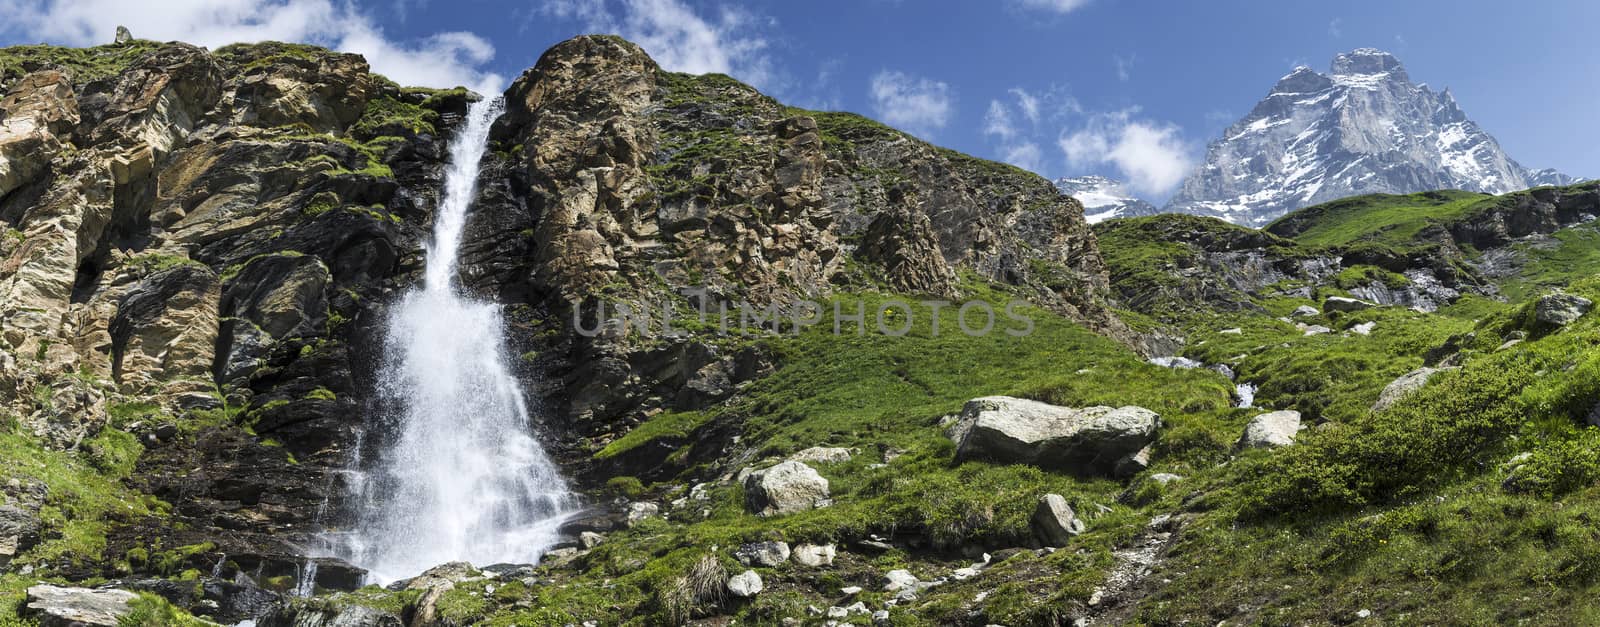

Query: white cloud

[1328,17,1343,38]
[0,0,503,92]
[983,100,1018,141]
[538,0,776,89]
[1113,54,1134,82]
[1009,87,1041,125]
[999,141,1043,173]
[1059,109,1194,197]
[1011,0,1092,14]
[869,70,953,137]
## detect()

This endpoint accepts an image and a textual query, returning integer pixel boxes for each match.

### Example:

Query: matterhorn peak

[1165,49,1565,226]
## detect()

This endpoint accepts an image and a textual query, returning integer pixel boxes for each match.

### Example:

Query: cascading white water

[336,97,574,584]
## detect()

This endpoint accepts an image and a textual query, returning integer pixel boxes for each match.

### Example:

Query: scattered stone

[883,570,920,592]
[578,531,606,549]
[24,585,137,627]
[733,541,790,567]
[1149,473,1184,485]
[1351,321,1377,336]
[841,586,862,595]
[744,461,831,516]
[1291,305,1320,317]
[726,570,763,598]
[1208,363,1237,380]
[1302,325,1333,336]
[1534,293,1593,328]
[789,446,853,464]
[792,543,836,567]
[1323,296,1376,313]
[1031,494,1086,546]
[1219,327,1243,335]
[1357,608,1373,619]
[873,609,891,623]
[1372,367,1446,412]
[1238,410,1303,448]
[948,396,1161,477]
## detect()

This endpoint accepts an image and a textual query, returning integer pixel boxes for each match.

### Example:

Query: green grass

[0,40,161,85]
[1264,189,1489,250]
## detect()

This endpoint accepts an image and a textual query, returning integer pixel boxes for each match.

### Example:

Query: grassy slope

[1264,189,1489,250]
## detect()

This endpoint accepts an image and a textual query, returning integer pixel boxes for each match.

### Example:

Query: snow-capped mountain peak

[1166,49,1572,226]
[1054,175,1160,224]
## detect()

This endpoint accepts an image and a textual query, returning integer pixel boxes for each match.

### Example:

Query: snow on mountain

[1166,48,1573,226]
[1054,175,1161,223]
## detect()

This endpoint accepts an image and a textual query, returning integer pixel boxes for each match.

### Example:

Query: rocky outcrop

[1533,292,1592,329]
[948,396,1161,476]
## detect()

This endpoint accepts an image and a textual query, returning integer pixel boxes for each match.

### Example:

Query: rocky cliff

[0,34,1128,622]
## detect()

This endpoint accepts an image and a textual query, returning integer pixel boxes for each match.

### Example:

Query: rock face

[948,396,1160,476]
[1031,493,1086,546]
[1167,48,1567,226]
[24,585,138,627]
[1238,410,1303,449]
[744,461,830,516]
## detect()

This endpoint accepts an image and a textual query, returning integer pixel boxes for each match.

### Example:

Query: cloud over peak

[538,0,777,90]
[1059,109,1195,197]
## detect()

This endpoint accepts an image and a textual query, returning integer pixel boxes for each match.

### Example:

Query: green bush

[1503,431,1600,499]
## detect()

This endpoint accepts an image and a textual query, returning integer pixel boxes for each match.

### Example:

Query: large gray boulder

[744,461,831,516]
[1534,293,1593,329]
[24,585,138,627]
[948,396,1161,476]
[1372,367,1446,412]
[1031,494,1085,546]
[1238,410,1303,448]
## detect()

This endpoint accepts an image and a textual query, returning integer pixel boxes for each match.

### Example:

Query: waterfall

[336,97,574,584]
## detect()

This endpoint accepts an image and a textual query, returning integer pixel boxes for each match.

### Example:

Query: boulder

[791,543,836,567]
[578,531,606,549]
[744,461,830,516]
[1534,293,1593,329]
[1238,410,1303,448]
[726,570,764,598]
[883,569,920,592]
[1291,305,1320,317]
[947,396,1161,476]
[1030,494,1085,546]
[24,585,137,627]
[733,541,790,567]
[1302,325,1333,336]
[1323,296,1375,313]
[401,561,481,591]
[1372,367,1445,412]
[789,446,853,464]
[625,501,660,525]
[1112,446,1152,479]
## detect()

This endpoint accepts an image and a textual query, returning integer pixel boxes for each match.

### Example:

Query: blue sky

[3,0,1596,201]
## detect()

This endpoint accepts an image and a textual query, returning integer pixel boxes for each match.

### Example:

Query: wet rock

[1031,494,1086,546]
[948,396,1160,477]
[24,585,137,627]
[1238,410,1303,448]
[744,461,830,517]
[726,570,763,598]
